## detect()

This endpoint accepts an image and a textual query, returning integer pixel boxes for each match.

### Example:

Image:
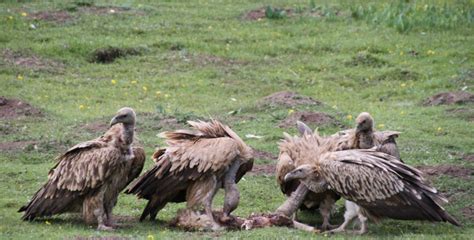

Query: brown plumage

[284,134,461,234]
[19,107,145,230]
[126,120,253,228]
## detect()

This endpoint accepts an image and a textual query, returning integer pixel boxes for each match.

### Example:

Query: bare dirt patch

[250,164,276,176]
[462,154,474,162]
[71,236,130,240]
[461,206,474,220]
[89,47,142,64]
[346,52,389,68]
[278,111,341,129]
[259,91,322,107]
[416,164,473,180]
[2,49,64,71]
[423,91,474,106]
[252,148,277,161]
[197,54,248,66]
[0,97,43,119]
[76,6,137,15]
[244,7,293,21]
[28,10,73,23]
[0,141,38,152]
[80,121,109,133]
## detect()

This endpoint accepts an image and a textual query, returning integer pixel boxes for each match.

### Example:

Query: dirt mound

[461,206,474,220]
[89,47,142,64]
[416,164,473,180]
[80,121,108,133]
[76,6,135,15]
[252,148,277,161]
[250,164,275,176]
[244,7,293,21]
[260,91,321,107]
[0,141,37,152]
[0,97,43,119]
[279,111,340,128]
[2,49,64,71]
[29,10,72,23]
[423,91,474,106]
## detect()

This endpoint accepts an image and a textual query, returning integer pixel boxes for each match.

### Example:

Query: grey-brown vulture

[19,107,145,230]
[284,138,461,234]
[126,120,253,230]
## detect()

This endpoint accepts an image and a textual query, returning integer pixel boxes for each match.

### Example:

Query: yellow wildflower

[378,124,385,128]
[21,12,28,17]
[400,83,406,87]
[45,220,51,225]
[400,111,405,115]
[79,105,85,110]
[147,235,155,240]
[156,91,161,96]
[164,94,170,98]
[131,80,137,84]
[8,16,13,20]
[111,79,117,84]
[427,50,435,55]
[17,75,23,80]
[437,127,442,132]
[142,86,148,91]
[208,26,213,30]
[399,51,404,56]
[288,109,295,115]
[346,114,353,120]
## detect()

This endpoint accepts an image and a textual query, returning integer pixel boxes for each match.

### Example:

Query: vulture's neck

[356,128,374,149]
[122,123,135,146]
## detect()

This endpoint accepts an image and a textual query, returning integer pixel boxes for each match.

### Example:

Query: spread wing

[318,149,460,226]
[19,139,124,220]
[126,137,241,221]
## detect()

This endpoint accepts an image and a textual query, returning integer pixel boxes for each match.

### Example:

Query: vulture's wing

[19,139,124,220]
[318,149,460,226]
[126,137,241,221]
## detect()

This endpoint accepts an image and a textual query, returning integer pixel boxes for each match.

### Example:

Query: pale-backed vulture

[19,107,145,230]
[126,120,253,230]
[284,145,461,234]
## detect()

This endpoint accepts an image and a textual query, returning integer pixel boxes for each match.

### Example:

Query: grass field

[1,0,473,239]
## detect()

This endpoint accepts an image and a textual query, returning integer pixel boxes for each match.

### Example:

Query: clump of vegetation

[350,1,474,33]
[375,68,422,81]
[346,52,389,68]
[265,6,287,19]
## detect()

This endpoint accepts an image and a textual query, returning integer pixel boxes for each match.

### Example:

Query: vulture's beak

[110,116,119,126]
[284,171,297,182]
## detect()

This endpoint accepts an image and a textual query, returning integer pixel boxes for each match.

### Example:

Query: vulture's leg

[319,195,337,231]
[149,201,168,221]
[203,176,222,230]
[356,212,368,235]
[222,160,242,221]
[275,184,309,217]
[293,220,318,233]
[84,188,113,231]
[327,200,358,234]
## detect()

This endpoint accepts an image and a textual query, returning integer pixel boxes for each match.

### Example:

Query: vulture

[283,133,461,234]
[275,112,402,230]
[126,120,253,230]
[19,107,145,230]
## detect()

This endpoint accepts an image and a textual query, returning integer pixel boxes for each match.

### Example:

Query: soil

[197,54,247,66]
[461,205,474,220]
[77,6,136,15]
[2,49,64,71]
[250,164,276,176]
[0,140,38,152]
[0,97,43,119]
[252,148,277,161]
[80,121,109,133]
[89,47,141,64]
[462,154,474,162]
[416,164,473,180]
[259,91,322,107]
[446,107,474,122]
[423,91,474,106]
[278,111,341,128]
[29,10,73,23]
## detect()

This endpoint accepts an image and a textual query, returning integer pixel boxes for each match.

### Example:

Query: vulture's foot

[320,223,338,231]
[97,224,115,231]
[326,225,346,234]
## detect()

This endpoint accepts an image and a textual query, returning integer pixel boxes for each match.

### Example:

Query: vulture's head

[356,112,374,133]
[110,107,136,126]
[284,164,319,183]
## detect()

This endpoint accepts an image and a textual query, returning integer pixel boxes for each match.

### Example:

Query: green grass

[1,0,473,239]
